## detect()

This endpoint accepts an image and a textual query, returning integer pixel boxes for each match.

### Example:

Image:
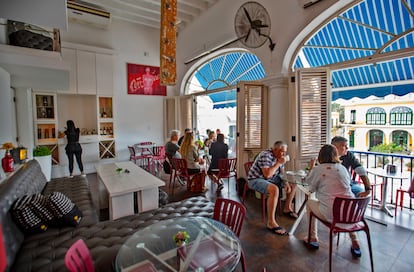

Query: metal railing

[351,150,414,209]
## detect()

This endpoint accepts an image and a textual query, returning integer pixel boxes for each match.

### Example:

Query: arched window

[369,129,384,149]
[390,106,413,125]
[184,50,265,94]
[392,130,408,149]
[366,107,386,125]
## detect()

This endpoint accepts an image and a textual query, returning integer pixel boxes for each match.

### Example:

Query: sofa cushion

[11,194,49,234]
[47,192,82,227]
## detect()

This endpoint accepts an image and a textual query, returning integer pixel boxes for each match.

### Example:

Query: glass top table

[116,217,241,272]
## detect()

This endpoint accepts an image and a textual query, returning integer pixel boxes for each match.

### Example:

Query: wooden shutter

[237,82,268,175]
[297,68,330,159]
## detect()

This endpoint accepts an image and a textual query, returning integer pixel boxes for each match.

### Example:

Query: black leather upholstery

[0,160,214,272]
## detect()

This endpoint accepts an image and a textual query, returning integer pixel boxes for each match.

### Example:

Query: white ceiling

[75,0,221,31]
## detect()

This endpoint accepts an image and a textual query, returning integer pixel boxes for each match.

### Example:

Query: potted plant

[33,146,52,181]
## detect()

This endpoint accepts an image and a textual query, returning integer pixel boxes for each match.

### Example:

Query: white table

[366,168,410,217]
[96,161,165,220]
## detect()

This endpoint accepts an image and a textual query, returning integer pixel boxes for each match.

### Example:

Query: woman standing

[179,132,204,175]
[65,120,85,178]
[304,144,354,249]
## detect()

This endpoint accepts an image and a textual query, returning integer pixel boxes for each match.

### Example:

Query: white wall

[61,20,169,161]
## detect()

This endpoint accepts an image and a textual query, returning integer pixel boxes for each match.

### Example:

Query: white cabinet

[76,50,97,95]
[96,53,114,96]
[60,48,77,94]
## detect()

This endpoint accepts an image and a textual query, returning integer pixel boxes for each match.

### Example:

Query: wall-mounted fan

[234,1,275,51]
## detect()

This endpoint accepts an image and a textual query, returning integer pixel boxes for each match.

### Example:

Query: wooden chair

[307,196,373,272]
[65,239,94,272]
[213,198,247,272]
[241,161,266,222]
[216,158,237,193]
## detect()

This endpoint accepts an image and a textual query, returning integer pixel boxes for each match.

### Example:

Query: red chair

[213,198,247,272]
[241,161,266,222]
[216,158,237,193]
[307,196,373,272]
[151,145,165,174]
[0,224,6,272]
[170,158,195,194]
[128,145,152,171]
[65,239,94,272]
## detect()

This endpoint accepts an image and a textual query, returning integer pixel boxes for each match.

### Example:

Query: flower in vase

[1,142,15,151]
[173,231,190,246]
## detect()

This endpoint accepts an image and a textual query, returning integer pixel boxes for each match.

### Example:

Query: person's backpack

[163,160,171,174]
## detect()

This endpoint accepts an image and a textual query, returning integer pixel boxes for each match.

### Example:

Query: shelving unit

[33,93,59,164]
[98,96,115,159]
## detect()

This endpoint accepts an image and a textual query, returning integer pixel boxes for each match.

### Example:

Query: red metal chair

[241,161,266,223]
[65,239,94,272]
[170,158,195,194]
[0,224,6,272]
[395,177,414,216]
[216,158,237,193]
[128,145,152,171]
[307,196,373,272]
[151,145,165,174]
[213,198,247,272]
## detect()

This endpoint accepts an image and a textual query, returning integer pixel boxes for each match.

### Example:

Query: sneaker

[68,175,74,178]
[81,172,86,177]
[350,247,362,258]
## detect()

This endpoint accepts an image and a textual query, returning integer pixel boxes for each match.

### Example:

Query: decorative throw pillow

[11,194,49,234]
[47,192,82,226]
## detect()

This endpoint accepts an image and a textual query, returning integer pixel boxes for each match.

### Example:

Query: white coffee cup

[285,155,290,162]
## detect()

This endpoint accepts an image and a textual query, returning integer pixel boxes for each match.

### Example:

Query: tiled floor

[88,169,414,272]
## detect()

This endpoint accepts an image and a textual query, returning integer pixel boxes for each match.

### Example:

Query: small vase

[2,150,14,173]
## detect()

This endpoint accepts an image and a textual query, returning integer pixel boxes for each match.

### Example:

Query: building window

[366,107,386,125]
[390,106,413,125]
[350,110,356,124]
[369,129,384,149]
[392,130,408,149]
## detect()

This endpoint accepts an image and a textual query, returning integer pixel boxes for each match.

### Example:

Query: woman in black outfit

[65,120,84,178]
[208,133,228,192]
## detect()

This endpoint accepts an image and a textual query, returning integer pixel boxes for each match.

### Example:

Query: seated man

[247,141,297,236]
[165,129,181,159]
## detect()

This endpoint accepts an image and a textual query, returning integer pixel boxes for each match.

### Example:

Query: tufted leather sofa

[0,160,214,271]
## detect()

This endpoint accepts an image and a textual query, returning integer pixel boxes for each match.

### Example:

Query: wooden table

[366,168,410,217]
[96,161,165,220]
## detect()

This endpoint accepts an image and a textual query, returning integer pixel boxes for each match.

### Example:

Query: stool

[395,187,407,216]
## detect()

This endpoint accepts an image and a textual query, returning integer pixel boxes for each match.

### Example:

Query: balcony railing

[350,150,414,209]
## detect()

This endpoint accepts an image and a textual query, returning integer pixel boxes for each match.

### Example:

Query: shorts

[248,175,284,198]
[351,180,364,196]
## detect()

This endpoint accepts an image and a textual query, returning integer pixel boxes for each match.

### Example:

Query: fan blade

[256,24,269,28]
[244,29,251,42]
[243,7,253,25]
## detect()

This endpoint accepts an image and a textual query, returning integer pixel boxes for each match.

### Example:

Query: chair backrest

[213,198,246,237]
[171,158,189,176]
[128,145,136,157]
[218,158,237,177]
[153,145,165,158]
[244,161,253,176]
[65,239,94,272]
[332,196,370,225]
